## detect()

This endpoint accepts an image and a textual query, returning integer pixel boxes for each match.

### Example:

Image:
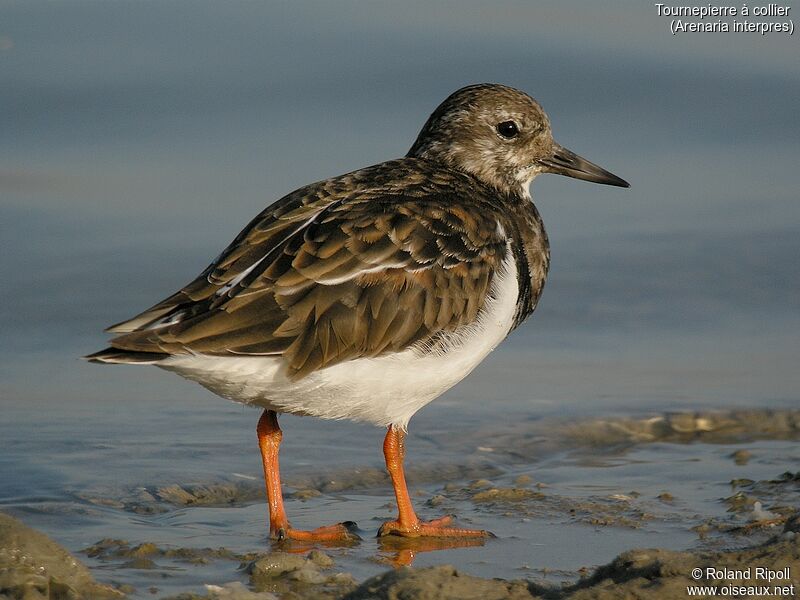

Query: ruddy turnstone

[87,83,629,541]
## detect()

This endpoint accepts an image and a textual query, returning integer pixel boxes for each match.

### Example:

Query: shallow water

[2,401,799,597]
[1,1,799,598]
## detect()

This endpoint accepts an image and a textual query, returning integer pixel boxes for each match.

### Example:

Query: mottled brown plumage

[89,84,626,384]
[86,83,628,542]
[99,159,542,378]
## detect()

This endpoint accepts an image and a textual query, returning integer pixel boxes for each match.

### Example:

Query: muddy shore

[2,409,798,599]
[1,511,797,599]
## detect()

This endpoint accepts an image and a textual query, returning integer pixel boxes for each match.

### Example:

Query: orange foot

[378,515,493,538]
[273,520,361,542]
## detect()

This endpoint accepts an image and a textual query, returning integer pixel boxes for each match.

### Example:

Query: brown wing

[105,163,509,378]
[105,177,344,334]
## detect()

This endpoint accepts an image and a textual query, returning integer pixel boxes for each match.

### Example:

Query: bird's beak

[538,143,630,188]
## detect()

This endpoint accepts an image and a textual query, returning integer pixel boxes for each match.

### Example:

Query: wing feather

[104,161,510,377]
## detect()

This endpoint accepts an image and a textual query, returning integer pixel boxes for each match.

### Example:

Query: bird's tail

[84,347,168,365]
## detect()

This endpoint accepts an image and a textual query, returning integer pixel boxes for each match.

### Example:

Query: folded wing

[96,165,508,378]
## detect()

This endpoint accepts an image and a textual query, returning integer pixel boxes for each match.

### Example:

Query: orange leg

[257,409,358,542]
[378,425,491,538]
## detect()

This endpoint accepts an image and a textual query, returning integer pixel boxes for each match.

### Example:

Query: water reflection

[377,535,488,567]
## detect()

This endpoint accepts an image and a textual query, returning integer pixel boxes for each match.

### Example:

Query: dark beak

[539,143,630,188]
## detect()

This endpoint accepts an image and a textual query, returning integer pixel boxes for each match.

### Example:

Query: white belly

[161,248,519,428]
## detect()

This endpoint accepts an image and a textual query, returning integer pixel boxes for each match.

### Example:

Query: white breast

[161,243,519,429]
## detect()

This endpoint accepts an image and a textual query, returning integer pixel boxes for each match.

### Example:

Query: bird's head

[408,83,629,196]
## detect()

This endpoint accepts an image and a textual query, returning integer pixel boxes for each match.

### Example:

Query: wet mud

[2,408,799,599]
[3,513,797,599]
[0,512,123,599]
[347,517,799,599]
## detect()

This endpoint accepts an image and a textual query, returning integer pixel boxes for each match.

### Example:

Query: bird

[86,83,629,542]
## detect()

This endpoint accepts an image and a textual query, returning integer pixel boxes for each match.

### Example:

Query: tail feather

[84,347,168,365]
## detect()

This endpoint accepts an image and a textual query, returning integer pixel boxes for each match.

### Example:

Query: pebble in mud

[426,494,447,507]
[308,549,335,568]
[730,478,755,488]
[514,474,533,486]
[246,551,356,598]
[247,552,308,578]
[730,449,753,465]
[469,479,493,490]
[120,556,158,570]
[291,488,322,501]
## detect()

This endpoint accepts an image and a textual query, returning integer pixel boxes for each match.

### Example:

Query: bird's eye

[496,120,519,139]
